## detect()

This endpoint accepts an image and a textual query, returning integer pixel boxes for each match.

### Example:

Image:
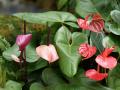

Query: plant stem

[97,64,100,72]
[23,21,26,34]
[46,23,51,45]
[88,31,91,44]
[23,21,28,83]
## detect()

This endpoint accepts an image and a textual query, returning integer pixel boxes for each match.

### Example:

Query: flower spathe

[85,69,108,81]
[77,13,104,33]
[11,54,20,63]
[36,44,59,63]
[16,34,32,51]
[95,47,117,70]
[79,43,96,59]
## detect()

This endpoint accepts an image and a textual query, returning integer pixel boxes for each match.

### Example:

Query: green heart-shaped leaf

[26,44,39,62]
[14,11,77,24]
[2,44,20,61]
[110,10,120,24]
[55,26,87,77]
[109,23,120,35]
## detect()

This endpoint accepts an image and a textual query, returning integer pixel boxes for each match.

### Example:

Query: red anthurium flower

[77,13,104,33]
[36,44,59,63]
[16,34,32,51]
[79,43,96,59]
[85,69,108,81]
[101,47,115,57]
[95,47,117,70]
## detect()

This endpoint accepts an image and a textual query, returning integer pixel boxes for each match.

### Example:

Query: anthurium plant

[0,0,120,90]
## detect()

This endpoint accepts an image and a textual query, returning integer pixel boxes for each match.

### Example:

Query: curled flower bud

[16,34,32,51]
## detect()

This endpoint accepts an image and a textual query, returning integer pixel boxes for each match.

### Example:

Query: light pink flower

[85,69,108,81]
[16,34,32,51]
[36,44,59,63]
[79,43,96,59]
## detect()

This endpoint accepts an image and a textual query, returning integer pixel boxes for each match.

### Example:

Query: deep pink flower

[79,43,96,59]
[95,47,117,70]
[16,34,32,51]
[36,44,59,63]
[85,69,108,81]
[77,13,104,33]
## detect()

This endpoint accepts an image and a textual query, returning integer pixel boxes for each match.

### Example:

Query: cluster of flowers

[11,13,117,81]
[78,13,117,81]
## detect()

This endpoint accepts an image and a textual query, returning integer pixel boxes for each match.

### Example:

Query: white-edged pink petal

[11,54,20,63]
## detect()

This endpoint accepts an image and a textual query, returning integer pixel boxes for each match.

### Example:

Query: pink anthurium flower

[77,13,104,33]
[16,34,32,51]
[85,69,108,81]
[95,47,117,70]
[36,44,59,63]
[79,43,96,59]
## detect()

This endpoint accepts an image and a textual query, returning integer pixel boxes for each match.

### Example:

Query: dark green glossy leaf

[40,68,113,90]
[90,32,104,54]
[42,68,65,85]
[108,64,120,90]
[110,10,120,24]
[75,0,97,18]
[30,82,44,90]
[5,80,22,90]
[55,26,87,77]
[28,59,48,72]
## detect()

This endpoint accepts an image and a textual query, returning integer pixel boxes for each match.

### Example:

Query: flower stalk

[22,21,28,84]
[46,23,51,45]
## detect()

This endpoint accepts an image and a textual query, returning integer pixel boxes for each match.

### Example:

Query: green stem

[46,23,51,45]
